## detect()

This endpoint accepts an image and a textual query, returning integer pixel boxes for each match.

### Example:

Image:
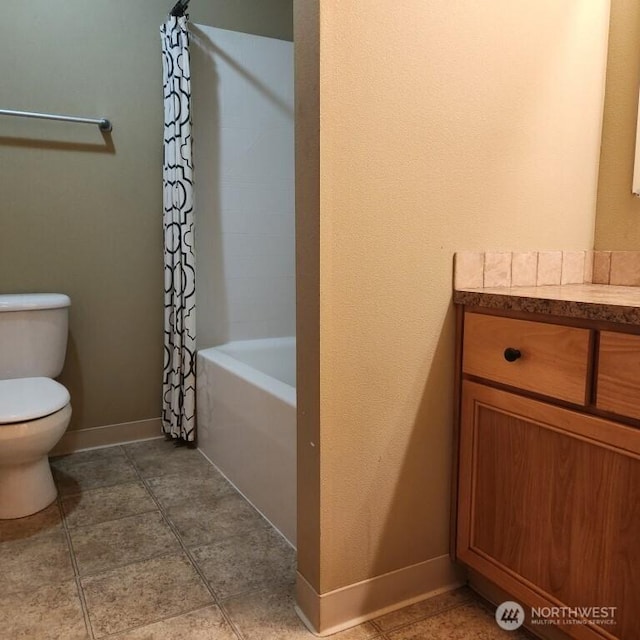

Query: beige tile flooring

[0,439,531,639]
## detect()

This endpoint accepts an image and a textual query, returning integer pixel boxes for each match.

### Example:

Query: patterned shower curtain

[161,15,196,443]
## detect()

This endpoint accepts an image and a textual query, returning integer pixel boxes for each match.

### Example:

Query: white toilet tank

[0,294,71,380]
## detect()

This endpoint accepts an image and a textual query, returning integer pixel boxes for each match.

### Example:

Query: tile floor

[0,439,532,639]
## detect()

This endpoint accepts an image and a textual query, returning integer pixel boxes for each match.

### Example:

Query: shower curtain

[161,15,196,443]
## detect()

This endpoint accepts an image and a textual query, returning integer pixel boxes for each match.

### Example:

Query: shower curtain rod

[170,0,190,16]
[0,108,112,132]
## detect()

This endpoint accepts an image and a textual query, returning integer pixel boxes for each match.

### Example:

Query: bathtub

[196,337,296,546]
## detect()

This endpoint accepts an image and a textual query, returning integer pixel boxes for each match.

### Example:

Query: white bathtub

[196,337,296,546]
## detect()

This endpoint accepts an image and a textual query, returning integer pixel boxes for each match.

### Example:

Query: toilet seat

[0,377,70,424]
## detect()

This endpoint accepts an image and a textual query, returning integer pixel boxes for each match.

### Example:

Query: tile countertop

[454,284,640,326]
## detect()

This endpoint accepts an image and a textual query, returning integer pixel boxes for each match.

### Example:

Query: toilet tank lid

[0,294,70,311]
[0,377,70,424]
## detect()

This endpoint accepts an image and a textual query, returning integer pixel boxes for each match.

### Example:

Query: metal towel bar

[0,109,112,132]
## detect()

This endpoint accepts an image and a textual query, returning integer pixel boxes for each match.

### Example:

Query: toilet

[0,293,72,519]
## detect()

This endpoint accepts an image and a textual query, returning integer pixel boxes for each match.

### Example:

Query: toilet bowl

[0,293,72,519]
[0,377,72,519]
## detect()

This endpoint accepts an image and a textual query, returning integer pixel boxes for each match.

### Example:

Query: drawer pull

[503,347,522,362]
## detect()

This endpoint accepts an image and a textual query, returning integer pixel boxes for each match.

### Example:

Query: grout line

[370,594,477,635]
[52,448,142,498]
[74,548,183,580]
[56,493,96,640]
[56,476,144,499]
[63,504,160,532]
[121,443,246,640]
[56,445,219,639]
[481,252,487,288]
[96,602,230,639]
[53,442,297,640]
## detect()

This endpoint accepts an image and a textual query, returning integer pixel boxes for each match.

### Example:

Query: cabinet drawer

[597,331,640,419]
[462,313,591,404]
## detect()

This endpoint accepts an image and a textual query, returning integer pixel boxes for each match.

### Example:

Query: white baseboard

[51,418,163,455]
[295,554,465,636]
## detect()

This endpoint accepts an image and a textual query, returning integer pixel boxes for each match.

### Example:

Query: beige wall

[0,1,292,433]
[295,0,322,591]
[296,0,610,606]
[594,0,640,249]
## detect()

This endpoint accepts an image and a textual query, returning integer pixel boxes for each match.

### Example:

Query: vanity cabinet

[456,310,640,640]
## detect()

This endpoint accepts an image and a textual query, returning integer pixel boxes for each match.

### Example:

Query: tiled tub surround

[192,26,295,346]
[0,440,532,639]
[455,250,640,290]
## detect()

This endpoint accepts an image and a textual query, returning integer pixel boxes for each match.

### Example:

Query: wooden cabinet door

[597,331,640,420]
[457,381,640,640]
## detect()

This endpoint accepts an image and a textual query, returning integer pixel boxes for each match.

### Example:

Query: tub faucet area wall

[192,26,295,348]
[0,1,291,441]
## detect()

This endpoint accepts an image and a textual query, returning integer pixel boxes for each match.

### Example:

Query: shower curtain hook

[169,0,190,17]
